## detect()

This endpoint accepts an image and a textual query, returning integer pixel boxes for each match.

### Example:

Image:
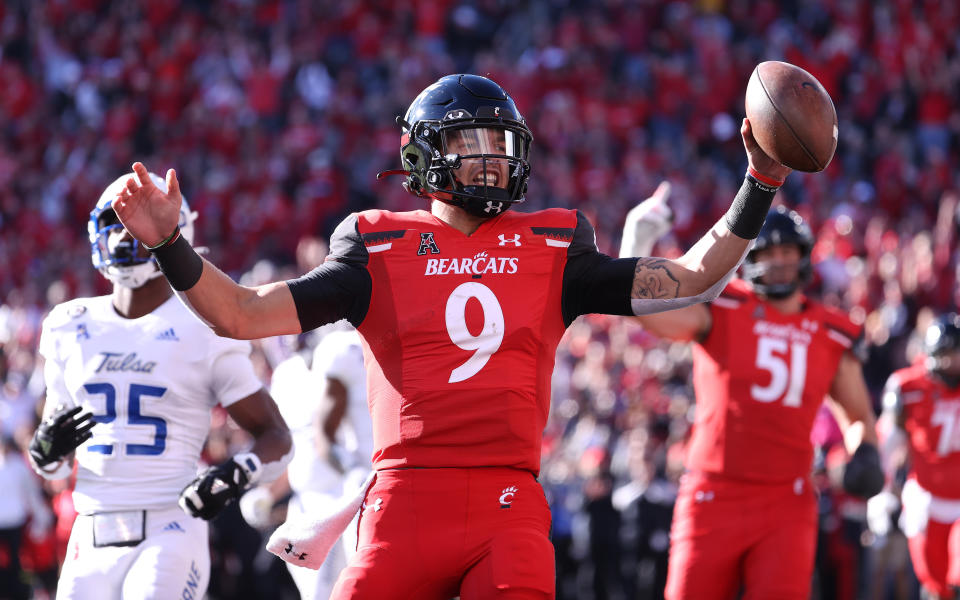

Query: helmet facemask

[742,244,811,300]
[433,123,530,217]
[90,207,162,289]
[742,206,814,299]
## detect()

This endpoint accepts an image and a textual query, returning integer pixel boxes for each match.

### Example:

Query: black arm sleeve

[561,211,639,327]
[286,214,372,331]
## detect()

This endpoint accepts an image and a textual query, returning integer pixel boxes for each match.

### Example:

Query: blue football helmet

[88,172,196,288]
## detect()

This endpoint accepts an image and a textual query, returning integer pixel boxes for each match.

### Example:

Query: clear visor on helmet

[441,126,527,160]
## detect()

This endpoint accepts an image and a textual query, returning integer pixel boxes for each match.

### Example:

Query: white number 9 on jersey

[445,282,505,383]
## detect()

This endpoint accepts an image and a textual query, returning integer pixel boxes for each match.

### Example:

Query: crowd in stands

[1,0,958,598]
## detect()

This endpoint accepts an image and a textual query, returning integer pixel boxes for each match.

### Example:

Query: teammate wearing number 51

[116,74,789,599]
[620,197,883,599]
[28,173,292,600]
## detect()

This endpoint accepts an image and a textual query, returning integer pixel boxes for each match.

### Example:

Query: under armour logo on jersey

[485,201,505,214]
[499,486,518,508]
[363,498,383,514]
[155,328,179,341]
[283,542,307,561]
[417,232,441,255]
[76,324,90,341]
[498,234,521,247]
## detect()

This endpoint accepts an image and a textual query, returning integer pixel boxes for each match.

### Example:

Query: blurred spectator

[0,432,52,600]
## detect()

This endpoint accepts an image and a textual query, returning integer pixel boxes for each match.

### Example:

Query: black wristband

[724,174,778,239]
[152,233,204,291]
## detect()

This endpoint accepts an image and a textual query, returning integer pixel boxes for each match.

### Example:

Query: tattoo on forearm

[632,258,680,300]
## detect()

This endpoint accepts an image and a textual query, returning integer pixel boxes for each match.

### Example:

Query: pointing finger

[653,181,672,202]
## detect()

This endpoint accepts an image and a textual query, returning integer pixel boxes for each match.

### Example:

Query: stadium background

[0,0,957,598]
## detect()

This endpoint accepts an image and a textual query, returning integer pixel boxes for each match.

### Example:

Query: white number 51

[750,336,808,407]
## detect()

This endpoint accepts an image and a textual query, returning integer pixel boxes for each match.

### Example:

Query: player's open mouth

[472,171,500,187]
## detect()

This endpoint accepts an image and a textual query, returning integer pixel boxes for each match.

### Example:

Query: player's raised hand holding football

[113,162,183,248]
[741,118,792,184]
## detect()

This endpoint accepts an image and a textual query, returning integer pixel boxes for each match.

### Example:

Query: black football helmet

[741,206,814,299]
[380,74,533,218]
[925,313,960,388]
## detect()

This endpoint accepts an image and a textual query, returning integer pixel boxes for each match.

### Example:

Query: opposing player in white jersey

[257,326,371,600]
[27,172,293,600]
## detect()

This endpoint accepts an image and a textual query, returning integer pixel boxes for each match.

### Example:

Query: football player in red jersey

[113,74,791,599]
[620,194,884,600]
[878,314,960,600]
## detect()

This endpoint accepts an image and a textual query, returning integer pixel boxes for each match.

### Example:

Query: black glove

[29,405,96,467]
[179,455,259,520]
[842,442,885,499]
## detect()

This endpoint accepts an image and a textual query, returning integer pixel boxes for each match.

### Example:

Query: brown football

[745,61,838,172]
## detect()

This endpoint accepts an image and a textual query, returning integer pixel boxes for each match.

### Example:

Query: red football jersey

[290,208,637,474]
[686,278,862,483]
[887,363,960,498]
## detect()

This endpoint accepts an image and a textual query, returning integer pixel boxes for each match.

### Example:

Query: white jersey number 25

[83,382,167,456]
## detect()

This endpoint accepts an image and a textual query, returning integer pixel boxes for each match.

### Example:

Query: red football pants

[907,518,960,598]
[330,467,555,600]
[665,472,818,600]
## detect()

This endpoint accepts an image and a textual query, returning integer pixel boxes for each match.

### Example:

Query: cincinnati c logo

[499,486,518,508]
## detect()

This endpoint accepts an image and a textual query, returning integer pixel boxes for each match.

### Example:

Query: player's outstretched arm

[827,352,884,498]
[827,352,880,450]
[114,163,303,339]
[625,119,791,317]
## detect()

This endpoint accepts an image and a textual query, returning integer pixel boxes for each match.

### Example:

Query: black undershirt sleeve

[286,214,372,331]
[561,211,639,327]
